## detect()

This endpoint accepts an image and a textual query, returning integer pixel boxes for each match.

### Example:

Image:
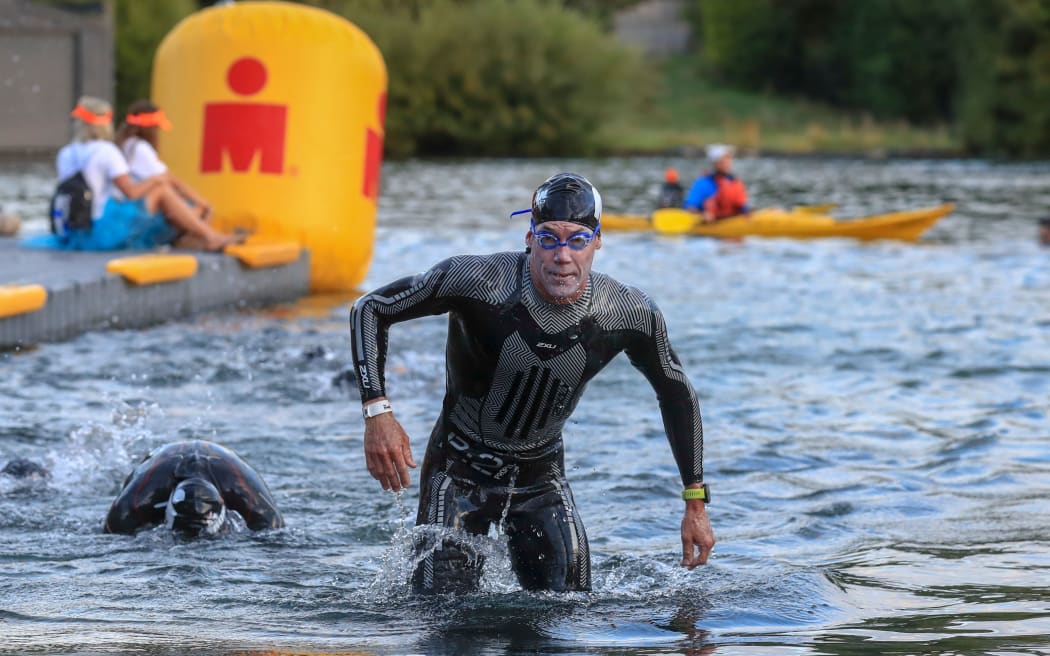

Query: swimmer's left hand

[680,501,715,569]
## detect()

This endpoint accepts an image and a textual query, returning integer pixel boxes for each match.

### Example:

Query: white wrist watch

[362,399,393,420]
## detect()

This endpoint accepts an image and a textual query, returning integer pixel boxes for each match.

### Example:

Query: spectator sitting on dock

[22,96,237,252]
[116,100,215,227]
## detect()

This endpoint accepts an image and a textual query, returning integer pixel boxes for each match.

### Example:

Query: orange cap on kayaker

[664,167,679,183]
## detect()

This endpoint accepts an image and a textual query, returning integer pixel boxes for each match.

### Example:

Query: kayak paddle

[652,208,697,234]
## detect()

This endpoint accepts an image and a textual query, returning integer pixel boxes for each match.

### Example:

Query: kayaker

[350,172,715,594]
[683,144,750,223]
[23,96,236,252]
[116,99,215,228]
[103,440,284,537]
[658,167,685,208]
[1039,217,1050,247]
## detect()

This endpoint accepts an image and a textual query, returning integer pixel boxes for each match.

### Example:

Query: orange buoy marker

[153,1,387,291]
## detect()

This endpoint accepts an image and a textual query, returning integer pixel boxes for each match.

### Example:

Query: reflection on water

[1,157,1049,655]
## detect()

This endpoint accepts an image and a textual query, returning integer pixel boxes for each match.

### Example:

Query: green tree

[113,0,196,113]
[832,0,964,123]
[956,0,1050,157]
[311,0,650,157]
[691,0,964,123]
[695,0,795,90]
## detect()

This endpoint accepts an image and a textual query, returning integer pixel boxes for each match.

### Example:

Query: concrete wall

[0,0,113,155]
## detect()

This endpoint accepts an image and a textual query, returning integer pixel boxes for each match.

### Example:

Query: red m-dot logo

[200,57,287,174]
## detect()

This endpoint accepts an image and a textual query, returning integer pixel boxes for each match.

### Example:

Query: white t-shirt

[121,137,167,181]
[55,141,130,218]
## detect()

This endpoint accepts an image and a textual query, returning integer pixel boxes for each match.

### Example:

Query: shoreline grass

[604,55,963,157]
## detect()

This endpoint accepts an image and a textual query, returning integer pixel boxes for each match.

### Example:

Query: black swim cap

[531,172,602,230]
[165,478,226,536]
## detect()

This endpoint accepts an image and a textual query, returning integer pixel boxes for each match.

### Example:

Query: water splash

[495,467,519,534]
[47,398,161,493]
[365,518,520,601]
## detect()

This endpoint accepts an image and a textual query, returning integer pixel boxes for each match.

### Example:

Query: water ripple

[3,157,1050,654]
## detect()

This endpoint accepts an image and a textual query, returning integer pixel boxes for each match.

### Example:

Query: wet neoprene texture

[102,440,284,534]
[350,251,704,486]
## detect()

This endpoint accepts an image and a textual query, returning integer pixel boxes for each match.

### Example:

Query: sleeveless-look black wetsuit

[351,251,704,593]
[103,440,284,534]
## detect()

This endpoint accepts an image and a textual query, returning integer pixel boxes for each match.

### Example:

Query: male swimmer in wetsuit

[350,172,715,593]
[103,440,284,536]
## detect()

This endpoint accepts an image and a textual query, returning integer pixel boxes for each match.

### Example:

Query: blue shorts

[22,198,178,251]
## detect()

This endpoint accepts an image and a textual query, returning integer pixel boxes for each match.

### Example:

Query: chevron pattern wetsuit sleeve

[350,258,461,403]
[622,294,705,486]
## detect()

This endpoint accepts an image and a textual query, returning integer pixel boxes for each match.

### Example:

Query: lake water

[1,156,1049,655]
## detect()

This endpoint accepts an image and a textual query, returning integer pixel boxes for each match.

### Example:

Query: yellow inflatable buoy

[152,1,387,291]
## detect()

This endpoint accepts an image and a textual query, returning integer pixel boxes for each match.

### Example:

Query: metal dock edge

[0,240,310,348]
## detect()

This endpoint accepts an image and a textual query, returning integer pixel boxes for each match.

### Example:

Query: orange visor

[70,104,112,126]
[126,110,172,130]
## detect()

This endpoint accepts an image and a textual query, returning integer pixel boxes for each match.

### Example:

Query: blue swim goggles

[510,209,600,251]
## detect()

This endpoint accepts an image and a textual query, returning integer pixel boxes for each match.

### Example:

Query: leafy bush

[955,0,1050,157]
[113,0,196,114]
[691,0,964,123]
[322,0,651,157]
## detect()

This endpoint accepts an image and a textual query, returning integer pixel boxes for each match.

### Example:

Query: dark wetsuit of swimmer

[103,440,284,534]
[2,458,49,479]
[350,251,704,593]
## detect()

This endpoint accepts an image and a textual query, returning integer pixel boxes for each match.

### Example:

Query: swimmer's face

[526,220,601,304]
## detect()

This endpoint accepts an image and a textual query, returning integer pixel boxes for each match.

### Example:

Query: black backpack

[49,171,94,235]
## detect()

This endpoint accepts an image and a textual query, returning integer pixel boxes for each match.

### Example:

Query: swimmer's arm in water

[237,494,284,530]
[362,399,417,492]
[350,259,468,492]
[102,453,179,534]
[213,458,286,530]
[681,489,714,569]
[624,294,716,568]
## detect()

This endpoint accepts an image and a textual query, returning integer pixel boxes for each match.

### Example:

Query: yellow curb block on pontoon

[105,254,198,285]
[0,284,47,319]
[224,240,302,269]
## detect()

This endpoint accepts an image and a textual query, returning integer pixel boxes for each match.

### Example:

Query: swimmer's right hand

[363,413,417,492]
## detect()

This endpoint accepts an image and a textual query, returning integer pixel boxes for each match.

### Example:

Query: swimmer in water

[1,458,50,480]
[103,440,284,537]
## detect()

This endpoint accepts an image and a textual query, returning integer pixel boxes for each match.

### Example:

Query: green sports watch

[681,483,711,503]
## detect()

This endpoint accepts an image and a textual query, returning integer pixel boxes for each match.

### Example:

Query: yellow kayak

[601,203,954,242]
